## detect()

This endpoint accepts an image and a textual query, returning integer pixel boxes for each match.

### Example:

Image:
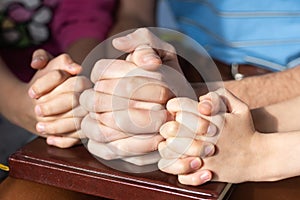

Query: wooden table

[1,176,300,200]
[1,138,300,200]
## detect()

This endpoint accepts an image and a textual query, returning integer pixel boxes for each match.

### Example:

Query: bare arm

[224,66,300,109]
[109,0,157,36]
[0,57,36,132]
[66,38,100,64]
[251,95,300,133]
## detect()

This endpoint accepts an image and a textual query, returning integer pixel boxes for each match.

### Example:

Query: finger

[175,112,217,137]
[178,169,212,186]
[94,77,173,104]
[158,141,183,159]
[127,44,162,71]
[121,151,161,166]
[39,76,92,102]
[112,28,181,72]
[160,121,196,139]
[35,92,80,117]
[89,109,168,134]
[46,53,82,75]
[81,115,131,143]
[46,136,81,148]
[80,89,164,113]
[87,134,163,159]
[91,59,162,83]
[166,137,215,158]
[199,91,227,115]
[29,70,70,99]
[87,139,121,160]
[215,88,249,114]
[37,105,88,122]
[64,129,86,139]
[167,97,199,116]
[36,117,82,135]
[108,134,163,156]
[158,157,202,175]
[112,28,176,54]
[31,49,52,69]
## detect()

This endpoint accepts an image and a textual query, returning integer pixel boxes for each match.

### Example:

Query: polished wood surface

[2,138,300,199]
[2,176,300,200]
[0,176,103,200]
[8,138,231,200]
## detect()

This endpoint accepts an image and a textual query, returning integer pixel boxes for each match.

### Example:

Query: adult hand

[80,28,192,165]
[159,89,258,185]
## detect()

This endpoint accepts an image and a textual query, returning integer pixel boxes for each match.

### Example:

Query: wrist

[246,131,281,182]
[1,82,37,133]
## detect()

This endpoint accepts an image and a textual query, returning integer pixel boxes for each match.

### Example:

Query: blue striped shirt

[167,0,300,71]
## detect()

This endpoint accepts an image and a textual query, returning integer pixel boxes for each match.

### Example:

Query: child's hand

[157,96,218,184]
[34,75,92,148]
[28,52,92,148]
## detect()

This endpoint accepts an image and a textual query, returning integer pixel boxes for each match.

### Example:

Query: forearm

[109,0,157,36]
[251,131,300,182]
[224,66,300,109]
[252,96,300,133]
[0,58,35,130]
[66,38,100,64]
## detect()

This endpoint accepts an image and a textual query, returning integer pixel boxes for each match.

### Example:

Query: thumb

[32,50,82,75]
[198,90,227,116]
[215,88,249,114]
[31,49,53,69]
[127,44,162,71]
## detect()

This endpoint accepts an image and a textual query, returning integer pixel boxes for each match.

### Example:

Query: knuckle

[31,84,41,95]
[49,70,66,82]
[114,142,127,155]
[57,53,71,63]
[46,124,58,134]
[136,28,151,36]
[39,104,51,116]
[167,120,179,132]
[158,87,170,104]
[176,161,188,174]
[165,43,176,53]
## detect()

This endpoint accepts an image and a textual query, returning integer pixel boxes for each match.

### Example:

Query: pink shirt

[0,0,115,82]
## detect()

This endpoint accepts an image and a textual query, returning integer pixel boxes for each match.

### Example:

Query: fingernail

[200,172,211,183]
[143,54,161,64]
[35,105,43,116]
[159,123,167,134]
[31,56,45,64]
[200,100,212,112]
[47,138,55,145]
[28,88,37,99]
[207,124,217,136]
[190,158,201,169]
[67,64,81,74]
[36,123,45,133]
[201,144,214,157]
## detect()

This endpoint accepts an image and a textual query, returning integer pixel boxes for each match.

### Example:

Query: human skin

[0,37,99,148]
[0,52,81,136]
[80,28,189,165]
[158,89,300,185]
[110,0,300,109]
[29,53,93,148]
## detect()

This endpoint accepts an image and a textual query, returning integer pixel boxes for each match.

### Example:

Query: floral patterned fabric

[0,0,115,82]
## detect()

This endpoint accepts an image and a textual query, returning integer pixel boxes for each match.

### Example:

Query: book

[9,137,232,200]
